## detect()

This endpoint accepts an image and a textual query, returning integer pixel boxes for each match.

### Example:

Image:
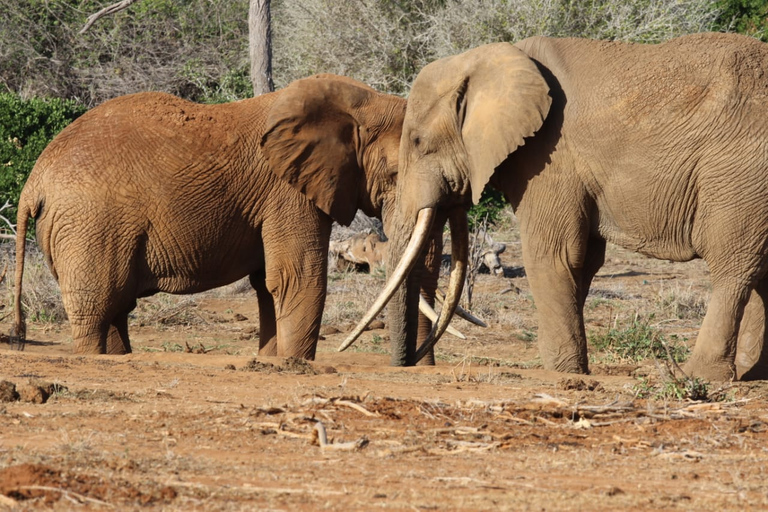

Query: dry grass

[323,267,385,328]
[655,280,709,321]
[0,242,65,325]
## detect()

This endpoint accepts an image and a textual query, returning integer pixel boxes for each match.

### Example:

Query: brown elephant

[10,74,450,360]
[343,33,768,381]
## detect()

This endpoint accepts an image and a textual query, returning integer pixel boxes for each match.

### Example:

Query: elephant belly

[596,212,699,263]
[142,235,264,295]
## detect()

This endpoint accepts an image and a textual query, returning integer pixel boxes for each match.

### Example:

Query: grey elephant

[344,33,768,381]
[10,74,455,359]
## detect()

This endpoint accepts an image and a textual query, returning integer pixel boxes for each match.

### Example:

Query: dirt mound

[0,380,18,402]
[0,463,176,506]
[240,356,336,375]
[0,380,65,403]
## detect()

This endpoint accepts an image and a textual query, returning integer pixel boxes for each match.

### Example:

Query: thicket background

[0,0,766,228]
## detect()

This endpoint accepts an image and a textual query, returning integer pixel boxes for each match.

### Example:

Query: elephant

[342,33,768,381]
[10,73,454,360]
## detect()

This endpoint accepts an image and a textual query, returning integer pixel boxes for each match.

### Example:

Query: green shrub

[589,316,690,363]
[0,93,87,228]
[468,188,507,229]
[715,0,768,40]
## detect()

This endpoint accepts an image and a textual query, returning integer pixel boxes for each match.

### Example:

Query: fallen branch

[16,485,114,508]
[334,399,379,417]
[312,421,368,451]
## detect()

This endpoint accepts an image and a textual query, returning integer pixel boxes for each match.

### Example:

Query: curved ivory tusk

[414,209,469,363]
[435,288,488,327]
[338,208,436,352]
[418,296,466,340]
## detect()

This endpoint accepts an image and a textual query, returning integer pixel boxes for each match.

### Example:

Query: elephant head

[339,43,551,364]
[260,74,404,226]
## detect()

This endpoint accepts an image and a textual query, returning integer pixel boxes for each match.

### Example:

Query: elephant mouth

[338,207,469,362]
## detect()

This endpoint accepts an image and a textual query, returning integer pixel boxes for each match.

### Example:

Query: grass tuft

[589,315,689,364]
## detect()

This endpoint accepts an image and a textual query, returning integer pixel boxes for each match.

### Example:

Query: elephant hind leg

[735,278,768,380]
[60,268,137,355]
[105,304,135,355]
[251,271,277,357]
[68,305,134,355]
[686,210,768,381]
[683,277,749,381]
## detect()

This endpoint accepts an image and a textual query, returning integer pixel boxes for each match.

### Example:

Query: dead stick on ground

[312,422,368,451]
[334,399,379,417]
[16,486,114,508]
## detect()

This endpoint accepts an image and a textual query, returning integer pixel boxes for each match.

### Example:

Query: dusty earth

[1,221,768,511]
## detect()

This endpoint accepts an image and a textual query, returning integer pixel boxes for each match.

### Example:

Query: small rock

[18,384,49,404]
[0,380,19,402]
[320,325,341,335]
[233,313,248,322]
[557,378,603,392]
[368,320,386,330]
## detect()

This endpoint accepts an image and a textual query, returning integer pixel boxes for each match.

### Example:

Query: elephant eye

[412,135,421,147]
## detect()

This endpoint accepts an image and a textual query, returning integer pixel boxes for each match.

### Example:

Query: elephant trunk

[337,207,436,353]
[412,209,468,363]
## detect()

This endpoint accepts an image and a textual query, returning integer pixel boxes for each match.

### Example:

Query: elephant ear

[260,76,369,226]
[445,43,551,204]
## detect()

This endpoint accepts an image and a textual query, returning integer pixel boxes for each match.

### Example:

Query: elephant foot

[737,363,768,381]
[682,357,736,382]
[541,351,589,374]
[106,342,130,355]
[415,349,436,366]
[74,343,104,355]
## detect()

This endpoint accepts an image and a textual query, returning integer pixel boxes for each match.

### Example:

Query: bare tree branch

[0,200,16,238]
[79,0,142,35]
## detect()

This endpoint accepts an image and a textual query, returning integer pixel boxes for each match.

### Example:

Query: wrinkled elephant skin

[12,74,420,360]
[386,33,768,380]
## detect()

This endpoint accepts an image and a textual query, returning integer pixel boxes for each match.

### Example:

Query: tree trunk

[248,0,274,96]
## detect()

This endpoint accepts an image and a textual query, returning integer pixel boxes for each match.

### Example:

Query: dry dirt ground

[1,219,768,510]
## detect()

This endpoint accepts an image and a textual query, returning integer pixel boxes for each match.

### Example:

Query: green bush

[0,93,87,228]
[468,188,507,229]
[715,0,768,39]
[589,316,690,363]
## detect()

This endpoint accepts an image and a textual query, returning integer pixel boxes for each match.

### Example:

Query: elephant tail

[10,193,34,348]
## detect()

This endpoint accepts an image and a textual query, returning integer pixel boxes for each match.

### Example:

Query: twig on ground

[312,421,368,450]
[15,485,114,508]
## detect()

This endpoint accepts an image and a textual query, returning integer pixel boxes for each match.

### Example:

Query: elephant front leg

[268,268,326,360]
[526,260,590,373]
[414,217,446,366]
[262,216,332,360]
[522,235,603,374]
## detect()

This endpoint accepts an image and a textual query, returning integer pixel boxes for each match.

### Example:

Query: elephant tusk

[418,295,466,340]
[338,208,436,352]
[414,209,469,363]
[435,288,488,327]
